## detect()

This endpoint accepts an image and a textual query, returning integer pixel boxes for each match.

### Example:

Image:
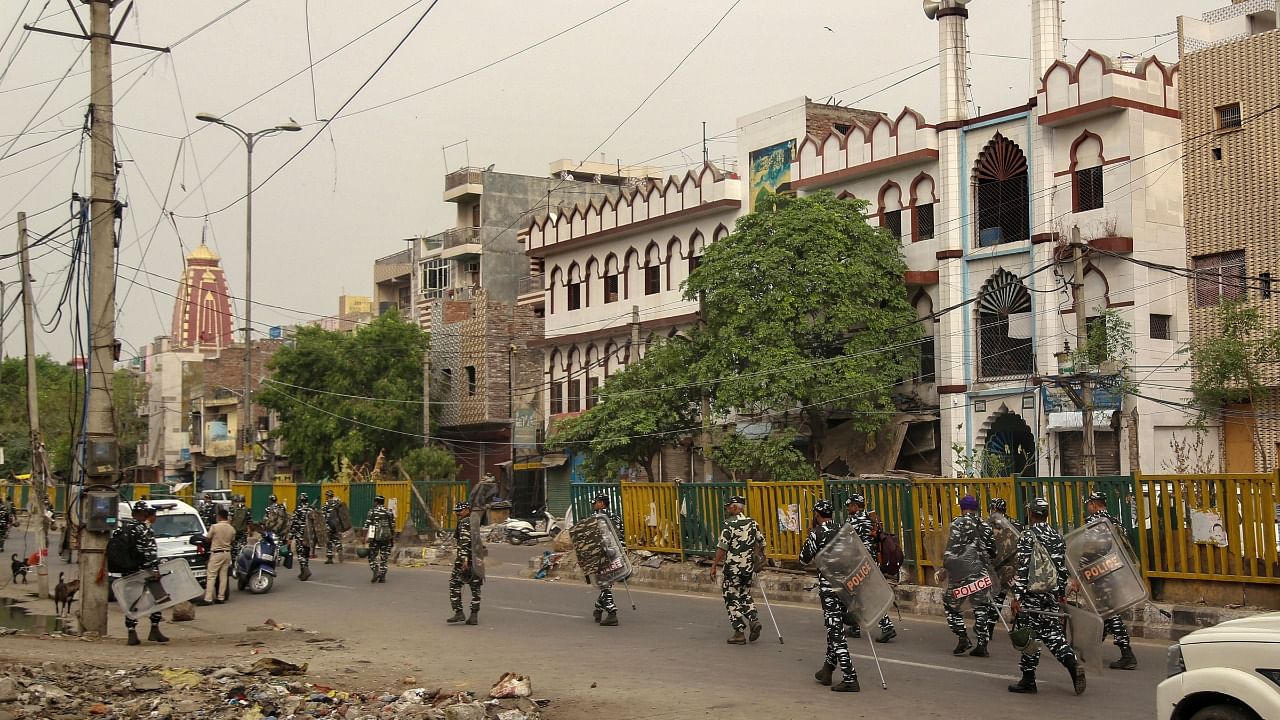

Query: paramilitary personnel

[1084,490,1137,670]
[0,497,10,552]
[983,497,1023,643]
[844,494,896,642]
[197,492,217,528]
[590,494,624,627]
[264,495,290,536]
[446,502,482,625]
[709,494,764,645]
[229,494,250,562]
[1008,497,1086,695]
[323,490,346,564]
[800,499,860,693]
[289,493,317,582]
[943,495,998,657]
[364,495,396,583]
[117,501,170,646]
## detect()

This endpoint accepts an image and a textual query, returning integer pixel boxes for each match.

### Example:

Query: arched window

[878,182,904,241]
[566,263,583,311]
[666,237,682,287]
[1071,132,1105,213]
[910,174,937,242]
[913,291,936,382]
[623,249,639,300]
[603,254,621,304]
[974,134,1029,246]
[644,242,662,295]
[977,269,1033,378]
[548,350,564,415]
[548,266,562,315]
[584,257,599,308]
[566,347,582,413]
[688,231,705,276]
[585,345,600,409]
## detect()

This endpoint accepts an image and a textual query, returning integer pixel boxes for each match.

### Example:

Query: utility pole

[1127,406,1140,474]
[629,305,640,360]
[1070,227,1098,476]
[19,212,51,599]
[423,335,431,446]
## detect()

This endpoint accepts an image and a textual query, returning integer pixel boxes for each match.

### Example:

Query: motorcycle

[505,507,564,546]
[234,531,279,594]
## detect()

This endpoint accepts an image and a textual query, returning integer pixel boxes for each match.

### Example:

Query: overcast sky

[0,0,1219,363]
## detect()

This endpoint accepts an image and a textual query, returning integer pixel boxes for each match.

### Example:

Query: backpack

[877,531,904,579]
[230,506,250,534]
[106,526,143,574]
[1026,536,1060,594]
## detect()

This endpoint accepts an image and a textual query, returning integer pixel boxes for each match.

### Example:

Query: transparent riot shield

[1066,602,1106,675]
[813,524,894,629]
[1065,519,1148,617]
[988,514,1022,591]
[111,558,203,620]
[570,515,632,587]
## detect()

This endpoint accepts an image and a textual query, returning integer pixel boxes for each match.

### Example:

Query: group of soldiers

[255,490,396,582]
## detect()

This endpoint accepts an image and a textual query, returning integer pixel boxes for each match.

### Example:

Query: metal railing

[445,167,484,191]
[517,273,545,296]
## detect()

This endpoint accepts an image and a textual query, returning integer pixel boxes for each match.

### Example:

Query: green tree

[547,338,699,482]
[683,190,920,470]
[256,311,430,479]
[711,428,812,481]
[398,446,460,480]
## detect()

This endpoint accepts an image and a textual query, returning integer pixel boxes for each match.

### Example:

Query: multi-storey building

[373,247,413,318]
[1179,0,1280,471]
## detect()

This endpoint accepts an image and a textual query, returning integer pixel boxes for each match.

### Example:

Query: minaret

[171,244,234,352]
[1029,0,1063,94]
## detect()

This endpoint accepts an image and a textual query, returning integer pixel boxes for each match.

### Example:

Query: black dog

[10,553,28,584]
[54,572,78,615]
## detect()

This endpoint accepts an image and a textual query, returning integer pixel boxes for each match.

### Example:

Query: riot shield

[813,524,894,629]
[1066,602,1106,676]
[1065,520,1148,617]
[111,558,203,620]
[942,523,1000,606]
[988,514,1022,591]
[468,480,498,582]
[569,515,632,586]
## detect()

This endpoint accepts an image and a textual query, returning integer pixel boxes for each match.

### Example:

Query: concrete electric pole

[1070,227,1098,476]
[18,212,52,599]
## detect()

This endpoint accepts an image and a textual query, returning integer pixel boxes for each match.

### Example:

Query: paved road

[6,525,1169,720]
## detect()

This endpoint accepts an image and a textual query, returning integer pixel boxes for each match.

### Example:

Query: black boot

[127,629,140,646]
[377,574,386,583]
[831,674,860,693]
[592,608,603,624]
[749,620,762,643]
[1110,646,1137,670]
[846,624,861,639]
[877,627,897,643]
[1007,670,1037,694]
[148,624,169,643]
[814,662,834,686]
[299,567,311,581]
[446,610,465,623]
[600,611,618,626]
[1064,656,1087,695]
[969,643,989,657]
[466,611,478,625]
[953,635,972,655]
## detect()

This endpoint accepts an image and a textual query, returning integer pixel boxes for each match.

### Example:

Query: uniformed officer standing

[799,499,859,693]
[289,493,317,581]
[709,495,764,644]
[197,493,217,528]
[323,490,346,564]
[363,495,396,583]
[943,495,998,657]
[844,494,896,642]
[1084,490,1136,670]
[1008,497,1086,695]
[446,502,482,625]
[589,494,624,627]
[229,494,250,562]
[116,501,169,646]
[983,497,1022,643]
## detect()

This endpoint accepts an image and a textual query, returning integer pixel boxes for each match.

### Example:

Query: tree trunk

[806,408,827,474]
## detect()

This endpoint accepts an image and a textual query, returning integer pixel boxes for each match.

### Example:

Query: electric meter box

[86,438,118,476]
[85,490,118,532]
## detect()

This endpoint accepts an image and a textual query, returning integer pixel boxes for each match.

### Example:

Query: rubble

[0,663,549,720]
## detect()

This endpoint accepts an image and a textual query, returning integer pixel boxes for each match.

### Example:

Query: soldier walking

[263,495,289,536]
[1008,497,1086,695]
[229,494,250,562]
[983,497,1022,643]
[116,502,169,646]
[709,495,764,644]
[589,495,623,627]
[844,494,896,642]
[1084,490,1137,670]
[446,502,482,625]
[323,490,351,564]
[290,493,318,582]
[364,495,395,583]
[800,499,860,692]
[943,495,998,657]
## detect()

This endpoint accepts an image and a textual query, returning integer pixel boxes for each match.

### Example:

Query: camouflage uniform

[1085,509,1132,653]
[942,512,998,650]
[1011,523,1077,676]
[716,512,763,635]
[800,519,857,686]
[264,502,290,536]
[592,509,624,616]
[289,505,315,573]
[364,505,396,581]
[114,518,164,632]
[323,498,346,562]
[449,519,482,615]
[845,508,895,639]
[197,499,217,528]
[0,501,9,551]
[229,498,250,562]
[985,509,1023,640]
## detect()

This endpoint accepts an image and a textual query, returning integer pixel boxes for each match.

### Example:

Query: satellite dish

[924,0,971,20]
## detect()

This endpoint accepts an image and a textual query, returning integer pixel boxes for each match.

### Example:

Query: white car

[1157,612,1280,720]
[115,499,210,583]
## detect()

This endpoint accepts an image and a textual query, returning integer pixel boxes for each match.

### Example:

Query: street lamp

[195,113,301,483]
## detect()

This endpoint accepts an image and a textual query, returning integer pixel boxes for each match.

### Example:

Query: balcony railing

[517,273,545,296]
[445,167,484,191]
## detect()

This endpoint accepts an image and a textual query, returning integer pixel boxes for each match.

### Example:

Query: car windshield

[151,514,203,538]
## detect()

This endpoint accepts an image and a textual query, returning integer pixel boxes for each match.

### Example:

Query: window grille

[883,209,902,240]
[977,269,1034,378]
[915,203,935,241]
[1192,251,1246,307]
[975,135,1029,246]
[1149,314,1171,340]
[1074,165,1103,213]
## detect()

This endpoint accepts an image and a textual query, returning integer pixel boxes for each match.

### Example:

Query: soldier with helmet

[590,494,624,627]
[323,489,352,564]
[984,497,1022,642]
[1083,490,1136,670]
[709,494,764,644]
[1008,497,1086,695]
[942,495,998,657]
[843,493,896,642]
[800,499,860,693]
[117,501,169,646]
[363,495,396,583]
[446,502,482,624]
[289,493,318,581]
[263,495,289,536]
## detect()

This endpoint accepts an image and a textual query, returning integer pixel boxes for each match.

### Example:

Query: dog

[54,572,78,615]
[10,553,28,584]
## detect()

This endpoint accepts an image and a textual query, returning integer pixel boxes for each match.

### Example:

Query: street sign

[269,326,283,339]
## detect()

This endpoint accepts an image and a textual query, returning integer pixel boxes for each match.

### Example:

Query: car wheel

[1190,704,1256,720]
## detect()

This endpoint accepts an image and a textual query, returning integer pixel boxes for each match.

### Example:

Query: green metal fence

[678,482,745,556]
[409,480,469,533]
[570,483,621,526]
[348,482,377,529]
[1015,475,1136,545]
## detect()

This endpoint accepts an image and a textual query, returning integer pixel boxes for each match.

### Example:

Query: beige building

[1179,0,1280,471]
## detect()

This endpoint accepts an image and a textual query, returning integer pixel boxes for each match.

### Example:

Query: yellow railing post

[618,483,681,554]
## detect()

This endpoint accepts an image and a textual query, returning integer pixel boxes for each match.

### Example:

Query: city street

[2,526,1170,720]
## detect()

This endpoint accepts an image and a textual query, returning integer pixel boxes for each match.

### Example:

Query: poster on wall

[749,139,795,210]
[1189,508,1229,547]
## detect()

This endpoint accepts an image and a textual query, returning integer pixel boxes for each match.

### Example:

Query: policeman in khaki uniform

[709,495,764,644]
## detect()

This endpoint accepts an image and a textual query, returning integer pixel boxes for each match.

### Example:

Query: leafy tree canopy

[256,311,429,479]
[399,446,460,481]
[711,428,811,481]
[1187,300,1280,420]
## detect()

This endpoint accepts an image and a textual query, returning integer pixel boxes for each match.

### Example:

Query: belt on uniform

[211,549,229,553]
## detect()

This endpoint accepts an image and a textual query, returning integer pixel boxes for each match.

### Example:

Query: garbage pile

[0,660,546,720]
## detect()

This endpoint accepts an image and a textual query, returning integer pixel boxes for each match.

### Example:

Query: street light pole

[194,114,300,484]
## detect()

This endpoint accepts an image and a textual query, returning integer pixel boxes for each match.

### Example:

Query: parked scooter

[505,507,564,545]
[234,531,279,594]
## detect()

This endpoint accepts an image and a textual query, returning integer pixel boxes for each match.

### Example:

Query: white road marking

[849,652,1014,680]
[495,606,586,619]
[305,581,354,590]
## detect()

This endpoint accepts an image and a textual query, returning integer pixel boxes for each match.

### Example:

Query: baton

[621,579,637,611]
[865,632,888,689]
[757,582,784,644]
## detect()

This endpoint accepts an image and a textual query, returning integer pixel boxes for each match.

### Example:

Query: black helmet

[1084,490,1107,506]
[846,493,865,507]
[268,495,277,503]
[374,495,386,504]
[298,493,309,504]
[813,499,834,517]
[325,489,335,498]
[131,500,150,514]
[988,498,1008,513]
[1026,497,1050,517]
[592,495,609,507]
[454,501,471,512]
